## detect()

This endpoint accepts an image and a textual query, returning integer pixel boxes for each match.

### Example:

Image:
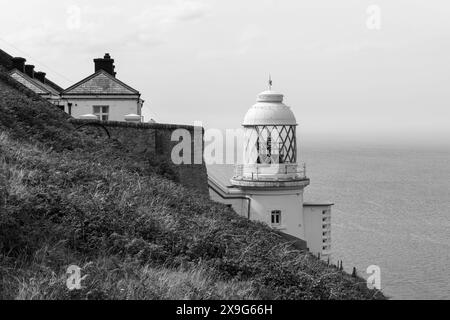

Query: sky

[1,0,450,147]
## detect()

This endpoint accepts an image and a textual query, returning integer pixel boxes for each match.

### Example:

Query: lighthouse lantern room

[232,85,308,187]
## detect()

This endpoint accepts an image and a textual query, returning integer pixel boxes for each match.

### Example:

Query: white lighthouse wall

[248,191,305,240]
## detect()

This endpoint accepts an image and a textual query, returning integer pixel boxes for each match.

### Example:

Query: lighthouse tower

[230,83,310,241]
[208,80,333,259]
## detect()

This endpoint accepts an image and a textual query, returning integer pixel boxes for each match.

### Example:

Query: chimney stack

[94,53,116,77]
[12,57,26,73]
[35,71,46,83]
[24,64,35,78]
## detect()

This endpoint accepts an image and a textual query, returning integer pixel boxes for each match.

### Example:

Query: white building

[61,54,144,122]
[208,85,333,259]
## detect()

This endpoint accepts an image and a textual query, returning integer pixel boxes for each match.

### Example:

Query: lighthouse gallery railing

[233,163,307,181]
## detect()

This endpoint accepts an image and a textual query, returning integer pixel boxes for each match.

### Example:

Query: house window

[271,210,282,226]
[93,106,109,121]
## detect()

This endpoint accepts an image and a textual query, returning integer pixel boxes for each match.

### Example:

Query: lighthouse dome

[243,90,297,126]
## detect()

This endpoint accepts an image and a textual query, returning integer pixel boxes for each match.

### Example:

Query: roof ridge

[9,69,53,94]
[62,70,140,95]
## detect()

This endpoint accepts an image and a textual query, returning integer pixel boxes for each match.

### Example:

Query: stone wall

[69,119,209,195]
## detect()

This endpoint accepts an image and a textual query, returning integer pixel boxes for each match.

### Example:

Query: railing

[233,163,307,181]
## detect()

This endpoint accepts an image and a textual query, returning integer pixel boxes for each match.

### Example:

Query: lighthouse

[208,80,333,260]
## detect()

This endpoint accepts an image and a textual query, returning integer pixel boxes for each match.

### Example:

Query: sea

[207,143,450,300]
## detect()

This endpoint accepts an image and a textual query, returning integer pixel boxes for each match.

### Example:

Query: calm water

[208,144,450,300]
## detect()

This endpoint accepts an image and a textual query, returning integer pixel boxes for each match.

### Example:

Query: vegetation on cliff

[0,67,385,300]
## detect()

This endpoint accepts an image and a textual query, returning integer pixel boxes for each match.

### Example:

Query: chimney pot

[35,71,46,83]
[94,53,116,77]
[12,57,26,73]
[24,65,35,78]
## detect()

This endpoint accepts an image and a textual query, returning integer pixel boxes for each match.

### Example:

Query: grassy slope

[0,68,385,300]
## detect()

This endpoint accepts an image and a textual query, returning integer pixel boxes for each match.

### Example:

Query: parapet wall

[69,119,209,195]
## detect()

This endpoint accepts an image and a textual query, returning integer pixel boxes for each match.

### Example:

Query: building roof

[44,78,64,93]
[62,70,140,96]
[243,89,297,126]
[9,69,60,96]
[0,48,64,93]
[208,165,235,188]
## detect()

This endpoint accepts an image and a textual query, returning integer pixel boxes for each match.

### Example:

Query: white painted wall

[64,97,142,122]
[209,185,306,241]
[248,190,305,240]
[209,183,333,260]
[303,205,332,260]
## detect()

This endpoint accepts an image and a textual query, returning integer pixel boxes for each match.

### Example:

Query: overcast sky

[1,0,449,147]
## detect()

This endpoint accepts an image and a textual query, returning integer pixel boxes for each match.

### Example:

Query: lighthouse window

[252,125,296,164]
[271,210,282,226]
